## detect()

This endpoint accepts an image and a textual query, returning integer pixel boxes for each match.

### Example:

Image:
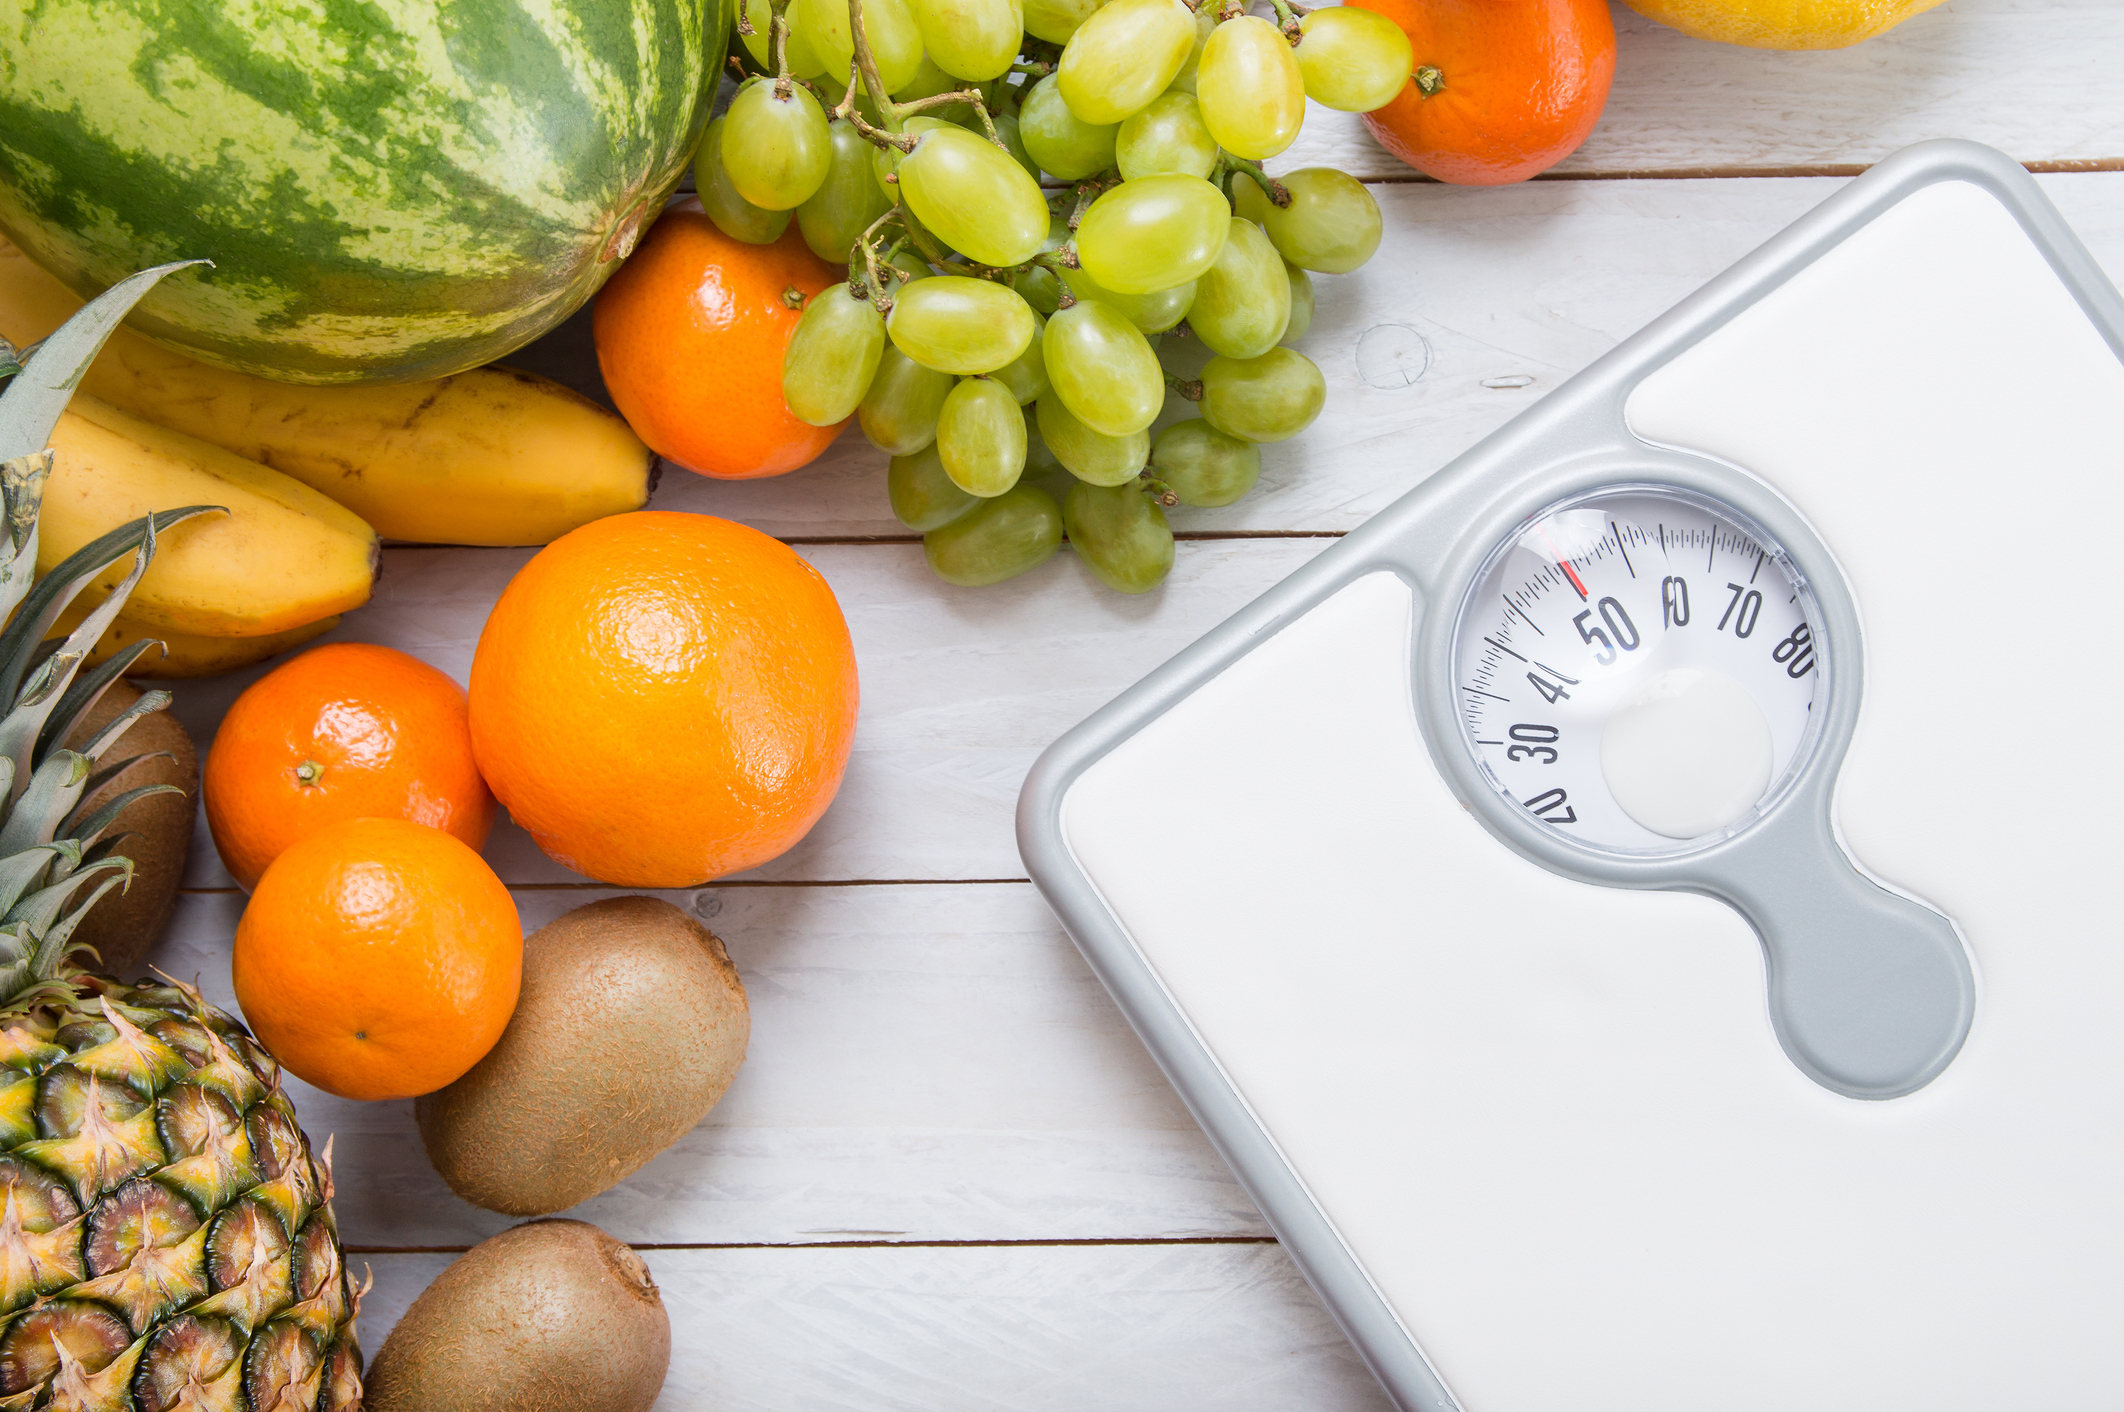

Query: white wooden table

[148,3,2124,1404]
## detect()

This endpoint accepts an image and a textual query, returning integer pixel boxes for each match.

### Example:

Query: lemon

[1625,0,1945,49]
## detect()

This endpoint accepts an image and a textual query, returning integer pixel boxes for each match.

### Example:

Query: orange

[232,817,522,1101]
[594,202,844,479]
[1355,0,1615,186]
[468,510,858,887]
[203,642,496,891]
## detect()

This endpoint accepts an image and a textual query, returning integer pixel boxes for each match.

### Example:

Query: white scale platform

[1018,142,2124,1410]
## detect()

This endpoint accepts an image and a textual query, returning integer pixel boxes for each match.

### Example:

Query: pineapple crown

[0,258,216,1004]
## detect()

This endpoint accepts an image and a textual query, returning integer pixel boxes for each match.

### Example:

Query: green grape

[893,55,977,123]
[887,276,1037,374]
[1044,300,1164,435]
[860,345,955,453]
[722,80,833,211]
[1166,5,1217,94]
[994,112,1043,184]
[740,0,831,75]
[1064,481,1173,594]
[1295,6,1414,113]
[798,119,894,263]
[1019,75,1118,181]
[1058,264,1193,335]
[1281,259,1313,341]
[1075,173,1230,294]
[915,0,1024,80]
[924,483,1065,585]
[1056,0,1197,125]
[1022,405,1063,475]
[1036,394,1149,485]
[696,116,794,244]
[803,0,926,93]
[1115,92,1219,180]
[1199,346,1324,443]
[783,285,886,425]
[993,312,1050,403]
[1017,264,1062,315]
[1150,419,1258,505]
[1024,0,1103,44]
[890,443,982,530]
[872,115,954,197]
[1196,15,1305,160]
[937,377,1029,496]
[1187,217,1289,359]
[900,127,1050,267]
[1231,166,1382,273]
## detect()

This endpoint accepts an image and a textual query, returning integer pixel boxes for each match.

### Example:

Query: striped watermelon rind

[0,0,732,385]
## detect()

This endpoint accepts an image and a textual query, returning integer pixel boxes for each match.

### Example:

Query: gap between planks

[175,878,1035,895]
[344,1235,1282,1255]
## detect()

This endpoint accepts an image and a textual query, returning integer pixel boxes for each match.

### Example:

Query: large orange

[1355,0,1615,185]
[594,202,844,479]
[468,510,858,887]
[232,817,522,1101]
[203,642,496,890]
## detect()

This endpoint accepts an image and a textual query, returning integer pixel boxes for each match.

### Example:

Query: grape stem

[1227,157,1294,209]
[899,88,1011,152]
[1032,245,1080,272]
[851,207,906,313]
[1139,472,1181,509]
[1009,61,1053,78]
[845,0,902,131]
[1164,372,1204,401]
[1267,0,1305,43]
[769,0,795,95]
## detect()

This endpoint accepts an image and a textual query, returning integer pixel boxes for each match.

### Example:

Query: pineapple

[0,270,362,1408]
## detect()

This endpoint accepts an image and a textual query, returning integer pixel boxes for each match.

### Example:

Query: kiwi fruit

[416,895,749,1215]
[366,1218,671,1412]
[61,679,196,975]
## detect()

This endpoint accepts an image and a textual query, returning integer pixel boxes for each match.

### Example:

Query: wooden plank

[1280,0,2124,181]
[356,1243,1392,1412]
[550,172,2124,539]
[155,881,1270,1247]
[171,536,1329,888]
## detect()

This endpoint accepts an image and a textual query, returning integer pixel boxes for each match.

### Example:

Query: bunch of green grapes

[716,0,1412,592]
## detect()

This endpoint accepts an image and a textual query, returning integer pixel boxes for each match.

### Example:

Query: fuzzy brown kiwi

[60,678,196,975]
[366,1218,671,1412]
[415,895,749,1215]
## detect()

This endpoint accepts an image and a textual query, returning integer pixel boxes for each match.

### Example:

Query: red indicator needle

[1532,523,1590,600]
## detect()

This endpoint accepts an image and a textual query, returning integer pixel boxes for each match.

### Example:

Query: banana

[45,395,379,637]
[1,238,654,546]
[47,601,340,678]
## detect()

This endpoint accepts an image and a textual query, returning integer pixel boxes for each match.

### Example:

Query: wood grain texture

[151,881,1266,1246]
[357,1244,1392,1412]
[1278,0,2124,181]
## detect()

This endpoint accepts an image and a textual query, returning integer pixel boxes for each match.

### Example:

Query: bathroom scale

[1016,140,2124,1411]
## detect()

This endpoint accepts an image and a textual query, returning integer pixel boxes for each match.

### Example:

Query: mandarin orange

[468,511,858,887]
[204,642,496,890]
[232,816,523,1101]
[1355,0,1615,186]
[594,202,845,479]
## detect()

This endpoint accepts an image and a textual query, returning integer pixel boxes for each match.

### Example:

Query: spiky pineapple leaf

[59,784,183,860]
[0,259,205,465]
[0,506,217,711]
[34,640,165,767]
[0,751,89,858]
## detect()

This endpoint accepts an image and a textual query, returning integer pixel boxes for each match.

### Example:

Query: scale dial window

[1452,488,1823,854]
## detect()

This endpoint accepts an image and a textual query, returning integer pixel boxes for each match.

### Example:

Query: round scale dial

[1453,488,1822,853]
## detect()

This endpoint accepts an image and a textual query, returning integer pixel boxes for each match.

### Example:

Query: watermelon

[0,0,732,384]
